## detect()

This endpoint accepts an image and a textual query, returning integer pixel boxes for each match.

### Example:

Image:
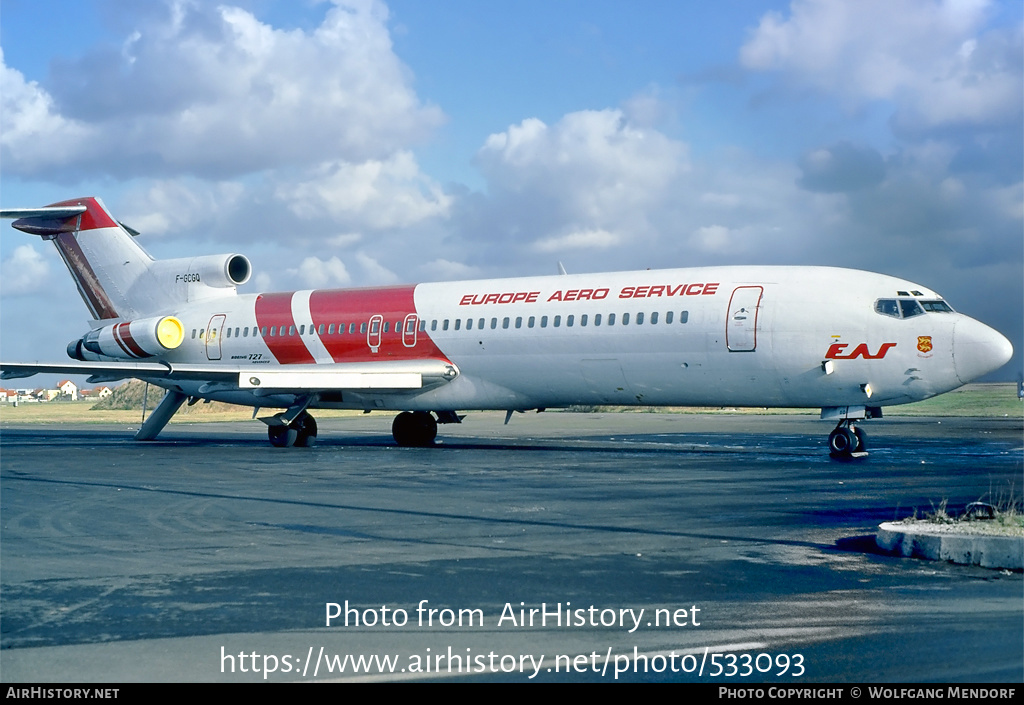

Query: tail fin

[3,197,251,322]
[4,197,153,320]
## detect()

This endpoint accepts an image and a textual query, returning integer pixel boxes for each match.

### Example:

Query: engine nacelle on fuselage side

[68,316,185,361]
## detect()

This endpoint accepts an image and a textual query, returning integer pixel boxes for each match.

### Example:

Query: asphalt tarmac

[1,411,1021,683]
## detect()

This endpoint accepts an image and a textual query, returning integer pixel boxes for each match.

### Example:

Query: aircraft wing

[0,359,459,391]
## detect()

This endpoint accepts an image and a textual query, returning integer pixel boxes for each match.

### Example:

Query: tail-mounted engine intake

[68,316,185,361]
[156,253,252,289]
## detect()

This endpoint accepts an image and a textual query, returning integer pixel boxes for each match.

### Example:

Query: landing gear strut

[828,421,865,458]
[268,410,318,448]
[392,411,438,447]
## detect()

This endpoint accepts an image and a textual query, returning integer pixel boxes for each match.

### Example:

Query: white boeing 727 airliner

[0,197,1013,456]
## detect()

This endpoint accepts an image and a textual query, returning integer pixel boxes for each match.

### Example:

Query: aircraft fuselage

[131,266,1000,414]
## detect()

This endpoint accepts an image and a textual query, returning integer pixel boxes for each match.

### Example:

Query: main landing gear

[391,411,438,447]
[267,410,318,448]
[828,420,866,459]
[265,408,442,448]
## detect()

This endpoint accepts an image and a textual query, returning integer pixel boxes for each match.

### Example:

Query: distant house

[95,386,113,398]
[56,380,79,401]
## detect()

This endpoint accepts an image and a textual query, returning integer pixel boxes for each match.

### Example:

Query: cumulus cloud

[355,252,399,284]
[277,152,451,230]
[0,48,93,174]
[288,256,352,288]
[532,229,621,253]
[466,109,687,260]
[119,179,246,237]
[1,0,444,179]
[479,110,686,208]
[0,244,51,295]
[740,0,1022,129]
[418,258,482,282]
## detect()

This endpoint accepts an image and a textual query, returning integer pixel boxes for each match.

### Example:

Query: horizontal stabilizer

[2,206,89,236]
[1,206,87,220]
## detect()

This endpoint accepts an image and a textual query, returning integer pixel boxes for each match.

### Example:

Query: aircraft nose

[952,317,1014,384]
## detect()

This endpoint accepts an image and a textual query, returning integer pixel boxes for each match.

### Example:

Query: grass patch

[900,482,1024,536]
[2,382,1020,424]
[560,383,1022,418]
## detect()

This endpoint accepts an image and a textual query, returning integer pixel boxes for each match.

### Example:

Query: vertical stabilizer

[7,197,155,320]
[3,197,251,322]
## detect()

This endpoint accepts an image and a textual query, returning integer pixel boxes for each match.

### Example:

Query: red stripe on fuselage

[254,292,316,364]
[252,286,449,365]
[308,285,447,363]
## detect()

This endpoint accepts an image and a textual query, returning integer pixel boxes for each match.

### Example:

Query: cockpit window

[921,300,954,313]
[899,299,924,318]
[876,298,948,319]
[875,299,900,318]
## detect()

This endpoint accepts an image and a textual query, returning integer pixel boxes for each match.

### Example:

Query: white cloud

[288,256,352,288]
[0,48,92,173]
[120,180,246,237]
[740,0,1021,129]
[278,152,451,230]
[472,109,688,254]
[0,244,51,295]
[692,225,733,254]
[418,259,482,281]
[532,229,621,253]
[0,0,444,178]
[479,110,687,211]
[328,233,363,248]
[355,252,399,284]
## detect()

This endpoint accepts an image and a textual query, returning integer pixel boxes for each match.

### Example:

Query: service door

[206,314,226,360]
[726,286,762,352]
[367,314,383,353]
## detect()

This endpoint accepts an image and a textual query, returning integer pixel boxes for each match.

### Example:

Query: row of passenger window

[430,310,690,331]
[189,310,692,341]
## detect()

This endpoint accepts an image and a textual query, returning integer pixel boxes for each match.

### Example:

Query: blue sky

[2,0,1021,382]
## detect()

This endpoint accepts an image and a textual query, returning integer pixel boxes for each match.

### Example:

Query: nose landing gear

[828,421,866,459]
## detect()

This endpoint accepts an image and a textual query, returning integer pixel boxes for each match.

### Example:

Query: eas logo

[825,342,897,360]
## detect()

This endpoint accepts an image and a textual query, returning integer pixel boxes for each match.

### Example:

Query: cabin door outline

[726,286,763,352]
[367,314,383,353]
[206,314,226,360]
[402,313,419,348]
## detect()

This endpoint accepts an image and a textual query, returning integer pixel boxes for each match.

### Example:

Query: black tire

[294,412,318,448]
[269,424,298,448]
[853,426,866,453]
[828,427,857,456]
[411,411,437,445]
[392,411,437,447]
